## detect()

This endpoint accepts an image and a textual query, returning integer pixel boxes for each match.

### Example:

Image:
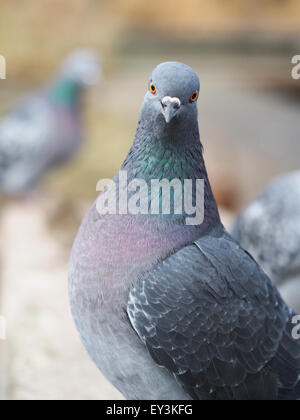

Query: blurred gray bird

[0,49,101,195]
[69,62,300,400]
[232,171,300,314]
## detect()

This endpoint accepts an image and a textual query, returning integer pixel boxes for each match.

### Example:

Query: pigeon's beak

[161,96,181,124]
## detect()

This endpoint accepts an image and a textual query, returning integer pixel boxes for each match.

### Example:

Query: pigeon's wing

[128,230,300,400]
[0,95,55,191]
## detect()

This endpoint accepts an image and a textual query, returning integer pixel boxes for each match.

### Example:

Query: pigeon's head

[142,62,200,127]
[60,49,102,86]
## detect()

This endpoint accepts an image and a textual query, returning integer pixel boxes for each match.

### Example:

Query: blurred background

[0,0,300,400]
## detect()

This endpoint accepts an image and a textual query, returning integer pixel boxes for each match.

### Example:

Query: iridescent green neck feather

[122,119,220,229]
[50,78,81,107]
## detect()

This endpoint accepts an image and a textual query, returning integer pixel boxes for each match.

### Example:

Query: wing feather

[128,230,300,400]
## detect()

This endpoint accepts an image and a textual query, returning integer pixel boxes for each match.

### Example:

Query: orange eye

[190,90,199,103]
[149,82,157,95]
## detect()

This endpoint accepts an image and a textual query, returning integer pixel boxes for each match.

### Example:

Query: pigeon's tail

[269,308,300,400]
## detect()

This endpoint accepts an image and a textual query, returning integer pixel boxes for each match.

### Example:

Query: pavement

[0,198,123,400]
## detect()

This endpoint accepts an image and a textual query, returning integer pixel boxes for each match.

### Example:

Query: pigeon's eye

[189,90,199,103]
[149,82,157,95]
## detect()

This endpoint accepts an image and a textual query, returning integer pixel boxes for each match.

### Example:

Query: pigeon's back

[0,91,81,195]
[0,94,53,194]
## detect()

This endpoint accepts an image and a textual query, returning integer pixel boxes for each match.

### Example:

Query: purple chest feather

[70,205,202,310]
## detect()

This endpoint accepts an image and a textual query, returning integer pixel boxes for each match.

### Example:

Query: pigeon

[69,62,300,400]
[232,171,300,314]
[0,49,101,195]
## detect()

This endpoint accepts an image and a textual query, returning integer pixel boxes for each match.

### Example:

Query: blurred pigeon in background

[0,49,101,195]
[69,62,300,400]
[232,171,300,314]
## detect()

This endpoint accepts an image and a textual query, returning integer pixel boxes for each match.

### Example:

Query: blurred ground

[0,0,300,402]
[0,198,123,400]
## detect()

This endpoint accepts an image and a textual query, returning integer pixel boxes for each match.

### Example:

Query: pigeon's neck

[50,77,81,108]
[121,116,220,229]
[123,118,202,179]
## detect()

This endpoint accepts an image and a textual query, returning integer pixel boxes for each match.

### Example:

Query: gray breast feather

[128,230,300,400]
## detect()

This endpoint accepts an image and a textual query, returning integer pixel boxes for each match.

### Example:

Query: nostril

[161,101,180,110]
